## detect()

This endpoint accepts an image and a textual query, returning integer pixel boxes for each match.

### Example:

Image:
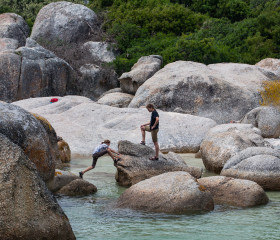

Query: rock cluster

[200,124,268,173]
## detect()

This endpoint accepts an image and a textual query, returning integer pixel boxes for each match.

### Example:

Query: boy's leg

[141,125,146,142]
[151,129,159,158]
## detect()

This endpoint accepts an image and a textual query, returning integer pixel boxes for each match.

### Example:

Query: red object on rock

[50,98,58,103]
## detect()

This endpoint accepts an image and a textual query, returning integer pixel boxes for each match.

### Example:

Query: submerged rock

[197,176,269,207]
[0,133,75,240]
[221,147,280,190]
[200,124,268,173]
[116,171,214,213]
[116,141,202,187]
[57,179,97,196]
[47,169,79,193]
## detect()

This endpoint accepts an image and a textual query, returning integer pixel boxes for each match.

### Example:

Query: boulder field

[13,95,217,155]
[128,61,279,124]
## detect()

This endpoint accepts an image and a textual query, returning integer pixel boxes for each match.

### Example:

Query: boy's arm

[151,117,159,129]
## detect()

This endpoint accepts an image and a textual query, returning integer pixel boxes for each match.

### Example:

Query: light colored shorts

[145,125,159,143]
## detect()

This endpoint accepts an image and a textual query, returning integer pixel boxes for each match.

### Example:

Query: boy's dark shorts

[92,149,108,167]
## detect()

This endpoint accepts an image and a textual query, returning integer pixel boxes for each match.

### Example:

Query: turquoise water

[58,154,280,240]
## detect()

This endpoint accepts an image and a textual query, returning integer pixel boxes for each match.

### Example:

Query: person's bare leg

[154,142,159,158]
[81,166,94,174]
[141,126,146,142]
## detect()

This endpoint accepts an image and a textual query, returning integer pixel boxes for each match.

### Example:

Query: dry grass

[259,80,280,108]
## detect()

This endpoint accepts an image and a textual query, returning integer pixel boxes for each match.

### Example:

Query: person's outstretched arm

[108,147,121,155]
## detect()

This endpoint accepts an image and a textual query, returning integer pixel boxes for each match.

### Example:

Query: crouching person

[79,139,121,178]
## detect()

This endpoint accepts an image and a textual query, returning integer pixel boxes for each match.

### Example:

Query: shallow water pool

[58,154,280,240]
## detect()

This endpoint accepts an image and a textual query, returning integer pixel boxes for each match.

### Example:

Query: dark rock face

[0,102,56,182]
[31,1,98,44]
[221,147,280,190]
[0,13,30,47]
[200,124,268,174]
[0,38,77,102]
[241,106,280,138]
[129,61,277,123]
[79,64,119,100]
[116,171,214,213]
[58,179,97,196]
[197,176,269,207]
[115,141,202,187]
[0,133,75,240]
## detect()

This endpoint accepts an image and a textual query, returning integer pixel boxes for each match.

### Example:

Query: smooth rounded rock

[57,179,97,196]
[119,55,162,94]
[221,147,280,190]
[197,176,269,207]
[0,13,29,47]
[98,92,134,108]
[0,133,75,240]
[0,102,56,182]
[47,169,79,193]
[241,106,280,138]
[31,1,98,44]
[116,171,214,213]
[200,124,268,173]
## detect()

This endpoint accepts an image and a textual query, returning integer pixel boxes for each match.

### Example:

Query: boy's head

[102,139,111,146]
[146,103,155,112]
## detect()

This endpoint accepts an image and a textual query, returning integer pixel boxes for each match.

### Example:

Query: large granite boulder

[57,179,97,196]
[13,96,217,155]
[84,41,116,63]
[0,133,75,240]
[97,92,134,108]
[241,106,280,138]
[79,64,119,100]
[0,13,30,47]
[119,55,162,94]
[0,38,77,102]
[31,1,98,44]
[116,171,214,213]
[197,176,269,207]
[256,58,280,72]
[47,169,79,193]
[129,61,277,123]
[221,147,280,190]
[200,124,268,173]
[0,102,56,182]
[116,141,202,187]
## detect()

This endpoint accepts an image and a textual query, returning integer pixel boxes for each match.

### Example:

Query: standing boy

[140,103,159,160]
